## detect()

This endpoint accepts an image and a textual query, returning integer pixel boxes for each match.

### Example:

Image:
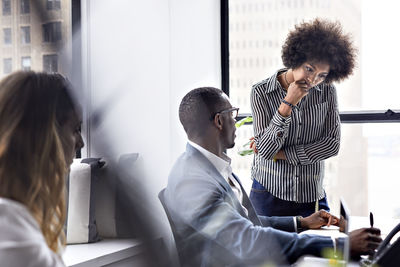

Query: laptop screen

[340,197,351,262]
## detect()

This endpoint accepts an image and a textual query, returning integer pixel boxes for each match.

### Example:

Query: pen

[369,212,374,228]
[315,199,319,213]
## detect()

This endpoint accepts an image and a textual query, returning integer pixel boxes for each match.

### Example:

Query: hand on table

[301,210,340,230]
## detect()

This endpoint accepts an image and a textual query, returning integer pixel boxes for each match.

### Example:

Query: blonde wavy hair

[0,71,76,252]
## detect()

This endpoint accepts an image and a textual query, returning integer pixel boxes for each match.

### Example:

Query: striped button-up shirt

[251,69,340,203]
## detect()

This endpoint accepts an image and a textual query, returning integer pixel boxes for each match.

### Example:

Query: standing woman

[0,71,84,266]
[249,19,356,217]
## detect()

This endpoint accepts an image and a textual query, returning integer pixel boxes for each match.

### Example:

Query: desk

[297,216,400,267]
[300,216,400,239]
[349,216,400,239]
[63,239,148,267]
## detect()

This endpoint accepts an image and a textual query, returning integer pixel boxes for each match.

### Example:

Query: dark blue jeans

[249,179,330,217]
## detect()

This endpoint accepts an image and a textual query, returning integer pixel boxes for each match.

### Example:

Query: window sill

[63,238,146,267]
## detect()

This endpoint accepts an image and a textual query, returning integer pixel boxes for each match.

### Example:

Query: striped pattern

[250,69,340,202]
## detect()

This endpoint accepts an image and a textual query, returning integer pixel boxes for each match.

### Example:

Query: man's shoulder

[167,148,215,189]
[170,147,208,174]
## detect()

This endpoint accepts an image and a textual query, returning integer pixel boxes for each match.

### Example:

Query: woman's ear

[213,113,223,130]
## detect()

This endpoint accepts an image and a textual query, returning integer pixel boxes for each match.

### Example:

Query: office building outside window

[0,0,71,79]
[43,54,58,73]
[3,28,11,44]
[43,22,62,42]
[3,58,12,74]
[2,0,10,16]
[20,0,29,14]
[21,56,31,71]
[47,0,61,10]
[21,26,30,44]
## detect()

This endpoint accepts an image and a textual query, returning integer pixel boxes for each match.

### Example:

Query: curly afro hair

[281,18,357,83]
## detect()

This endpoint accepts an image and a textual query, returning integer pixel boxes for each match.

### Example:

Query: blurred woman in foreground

[0,71,84,266]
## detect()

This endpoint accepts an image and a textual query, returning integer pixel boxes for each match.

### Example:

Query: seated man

[164,87,381,266]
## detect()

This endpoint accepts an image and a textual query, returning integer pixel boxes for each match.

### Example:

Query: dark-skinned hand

[349,227,382,258]
[301,209,340,230]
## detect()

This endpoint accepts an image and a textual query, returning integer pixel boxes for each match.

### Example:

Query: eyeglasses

[211,107,239,120]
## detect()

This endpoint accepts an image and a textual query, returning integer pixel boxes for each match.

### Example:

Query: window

[21,56,31,70]
[223,0,400,219]
[43,54,58,72]
[47,0,61,10]
[2,0,11,15]
[21,26,30,44]
[3,28,11,45]
[20,0,30,14]
[3,58,12,74]
[42,22,62,42]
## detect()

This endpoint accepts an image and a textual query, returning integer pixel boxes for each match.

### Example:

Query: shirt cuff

[271,110,291,131]
[285,144,312,165]
[285,145,299,165]
[295,144,311,165]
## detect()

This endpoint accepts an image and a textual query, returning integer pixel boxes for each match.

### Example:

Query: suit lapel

[232,173,262,226]
[186,144,252,220]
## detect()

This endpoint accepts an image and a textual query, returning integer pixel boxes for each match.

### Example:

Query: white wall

[81,0,221,256]
[82,0,220,196]
[83,0,171,194]
[169,0,221,163]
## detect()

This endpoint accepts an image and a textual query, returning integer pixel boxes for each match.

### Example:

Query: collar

[188,140,232,182]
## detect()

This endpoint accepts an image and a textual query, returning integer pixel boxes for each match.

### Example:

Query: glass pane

[21,56,31,70]
[325,123,400,219]
[21,26,30,44]
[229,122,400,220]
[0,0,71,77]
[229,0,400,113]
[2,0,11,16]
[3,58,11,73]
[227,124,254,195]
[3,28,11,44]
[21,0,30,14]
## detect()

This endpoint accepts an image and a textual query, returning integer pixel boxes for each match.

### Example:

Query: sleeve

[285,85,341,166]
[168,173,334,265]
[258,215,296,232]
[251,85,291,160]
[0,206,66,267]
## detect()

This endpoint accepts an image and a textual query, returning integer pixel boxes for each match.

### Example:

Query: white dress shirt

[188,141,247,215]
[0,197,66,267]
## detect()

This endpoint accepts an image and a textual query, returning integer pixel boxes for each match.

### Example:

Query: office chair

[158,189,182,267]
[158,188,243,267]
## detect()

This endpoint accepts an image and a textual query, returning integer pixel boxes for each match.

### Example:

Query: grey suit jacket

[164,144,333,266]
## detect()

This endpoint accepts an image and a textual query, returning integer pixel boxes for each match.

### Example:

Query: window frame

[2,0,11,16]
[20,0,30,14]
[42,21,62,43]
[47,0,61,10]
[20,26,31,44]
[21,56,31,70]
[43,54,58,72]
[3,28,12,45]
[220,0,400,124]
[3,58,12,74]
